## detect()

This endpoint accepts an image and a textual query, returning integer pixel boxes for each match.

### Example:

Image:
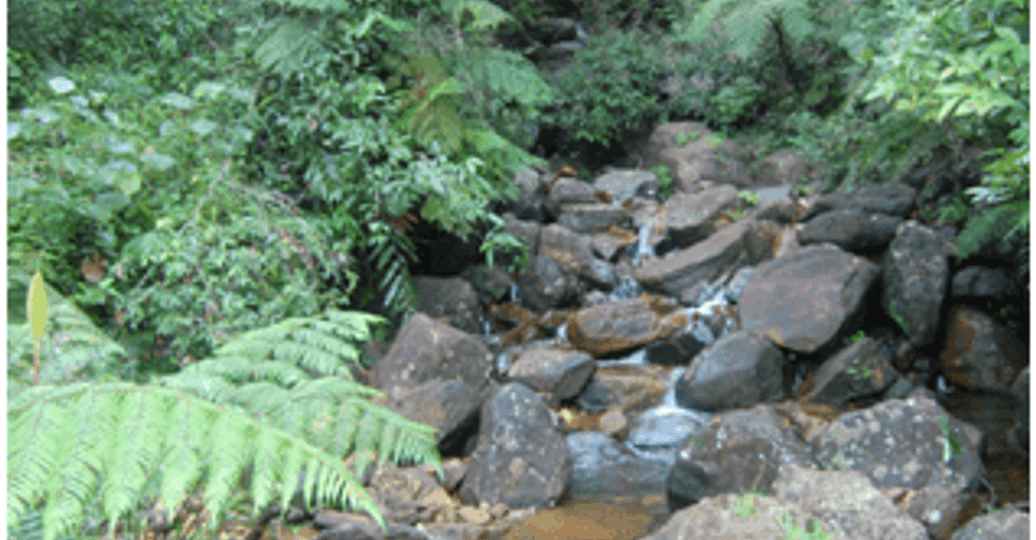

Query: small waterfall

[483,320,492,337]
[496,353,512,376]
[556,322,567,342]
[659,368,687,410]
[623,367,711,467]
[632,222,656,267]
[510,283,520,303]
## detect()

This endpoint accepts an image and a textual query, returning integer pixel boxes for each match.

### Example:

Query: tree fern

[8,382,388,540]
[676,0,815,60]
[9,306,444,540]
[442,0,515,32]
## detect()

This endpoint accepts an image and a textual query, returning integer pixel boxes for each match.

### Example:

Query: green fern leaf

[253,17,322,75]
[8,383,388,540]
[442,0,514,31]
[677,0,814,61]
[955,199,1029,258]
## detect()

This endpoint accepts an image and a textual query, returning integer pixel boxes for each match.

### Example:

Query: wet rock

[515,255,580,312]
[634,218,754,298]
[583,258,618,290]
[803,337,899,407]
[881,221,953,348]
[772,464,930,540]
[459,383,572,508]
[948,507,1030,540]
[508,345,595,404]
[566,296,689,358]
[1007,366,1029,458]
[413,276,485,334]
[653,185,739,253]
[739,243,879,355]
[591,227,637,262]
[811,389,986,494]
[951,266,1021,301]
[723,266,755,303]
[674,330,786,411]
[626,405,711,455]
[797,210,902,253]
[538,224,596,278]
[939,389,1022,459]
[459,265,515,307]
[556,203,630,234]
[754,149,813,187]
[312,511,432,540]
[800,182,918,222]
[666,404,820,512]
[371,313,495,402]
[544,177,598,219]
[888,485,984,540]
[386,379,490,455]
[575,370,668,414]
[941,303,1029,392]
[510,168,549,221]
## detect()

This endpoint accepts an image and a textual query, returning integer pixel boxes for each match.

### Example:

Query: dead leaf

[81,254,107,282]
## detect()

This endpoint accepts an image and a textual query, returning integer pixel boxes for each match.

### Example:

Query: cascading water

[632,222,656,267]
[623,367,712,467]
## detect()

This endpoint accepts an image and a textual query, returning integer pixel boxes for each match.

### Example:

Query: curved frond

[442,0,514,31]
[253,16,324,75]
[7,383,385,540]
[676,0,815,60]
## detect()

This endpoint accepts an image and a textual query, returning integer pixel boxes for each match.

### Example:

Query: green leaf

[48,77,76,95]
[140,152,177,171]
[190,119,219,137]
[87,193,131,221]
[27,271,48,342]
[160,92,195,110]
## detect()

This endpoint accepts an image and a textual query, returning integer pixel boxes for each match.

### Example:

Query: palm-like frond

[9,307,443,540]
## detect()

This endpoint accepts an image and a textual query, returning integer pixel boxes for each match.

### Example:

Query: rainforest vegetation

[6,0,1028,538]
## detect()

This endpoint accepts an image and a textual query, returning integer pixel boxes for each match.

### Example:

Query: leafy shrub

[542,28,668,156]
[651,165,674,199]
[7,0,246,109]
[850,0,1029,274]
[8,75,253,302]
[233,0,533,317]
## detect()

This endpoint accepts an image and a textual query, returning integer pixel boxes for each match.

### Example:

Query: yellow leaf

[27,271,48,342]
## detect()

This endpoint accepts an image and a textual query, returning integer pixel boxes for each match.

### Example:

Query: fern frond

[253,16,323,75]
[441,0,514,31]
[153,309,440,478]
[677,0,815,60]
[954,199,1029,259]
[8,383,386,540]
[677,0,742,45]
